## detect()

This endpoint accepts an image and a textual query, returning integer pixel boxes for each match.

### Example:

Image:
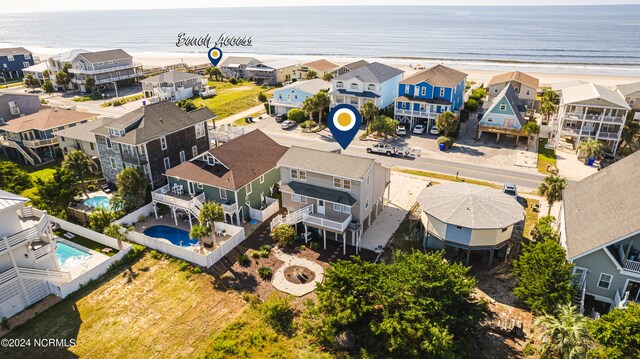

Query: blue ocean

[1,5,639,73]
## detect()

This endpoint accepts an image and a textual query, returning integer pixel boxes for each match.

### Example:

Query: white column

[153,202,158,219]
[323,230,327,250]
[172,207,178,226]
[304,225,308,244]
[343,232,346,255]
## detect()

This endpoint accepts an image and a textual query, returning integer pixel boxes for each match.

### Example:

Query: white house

[329,62,404,110]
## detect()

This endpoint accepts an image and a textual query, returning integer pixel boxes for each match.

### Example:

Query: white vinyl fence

[124,222,245,268]
[248,197,280,222]
[51,217,123,249]
[114,203,155,226]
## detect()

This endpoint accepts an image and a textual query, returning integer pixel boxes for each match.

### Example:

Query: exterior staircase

[189,192,206,218]
[16,267,72,283]
[0,135,41,166]
[270,205,312,231]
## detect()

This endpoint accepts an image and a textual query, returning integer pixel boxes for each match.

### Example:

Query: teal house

[478,84,527,142]
[155,130,287,226]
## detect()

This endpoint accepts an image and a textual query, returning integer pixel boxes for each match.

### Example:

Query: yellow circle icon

[337,113,351,127]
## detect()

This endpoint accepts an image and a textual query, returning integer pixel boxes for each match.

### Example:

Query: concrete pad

[272,248,324,297]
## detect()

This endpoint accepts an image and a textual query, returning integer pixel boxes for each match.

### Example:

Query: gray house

[68,49,142,93]
[53,117,115,160]
[0,92,43,125]
[274,147,391,254]
[559,151,640,316]
[218,56,261,79]
[140,71,205,102]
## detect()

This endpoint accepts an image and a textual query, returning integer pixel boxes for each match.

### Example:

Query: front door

[316,200,325,215]
[187,181,195,195]
[504,118,515,128]
[625,280,640,302]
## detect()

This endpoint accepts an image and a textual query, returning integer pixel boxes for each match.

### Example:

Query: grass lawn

[537,138,557,174]
[523,198,540,239]
[396,168,502,190]
[0,158,63,199]
[100,93,144,108]
[0,252,326,358]
[232,109,267,127]
[193,80,272,119]
[54,229,118,257]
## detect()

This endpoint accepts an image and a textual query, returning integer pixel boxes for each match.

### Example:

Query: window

[109,157,117,170]
[456,225,463,230]
[90,142,95,151]
[7,55,14,61]
[245,182,252,195]
[300,196,307,203]
[368,84,375,91]
[160,136,167,150]
[514,87,519,93]
[259,175,265,184]
[525,89,531,96]
[421,87,426,96]
[494,87,499,93]
[219,188,227,199]
[333,177,342,188]
[350,83,358,90]
[336,81,344,89]
[405,85,410,93]
[597,273,612,289]
[365,198,369,209]
[163,157,170,171]
[299,170,306,181]
[439,88,445,97]
[292,194,301,202]
[24,54,31,60]
[197,182,203,189]
[179,150,186,163]
[366,175,370,186]
[291,169,298,179]
[105,137,112,149]
[342,206,351,214]
[192,145,198,158]
[343,179,351,190]
[499,104,507,111]
[334,203,342,212]
[207,156,215,166]
[195,122,206,138]
[23,62,30,68]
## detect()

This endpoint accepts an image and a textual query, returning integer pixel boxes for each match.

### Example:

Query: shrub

[178,260,190,271]
[464,99,479,112]
[270,225,296,248]
[259,244,271,253]
[1,316,8,329]
[150,250,162,260]
[257,92,267,102]
[238,253,250,267]
[137,215,146,223]
[252,251,261,259]
[189,267,202,275]
[300,120,317,129]
[309,241,320,251]
[259,293,295,335]
[437,136,455,149]
[469,87,487,101]
[0,161,33,194]
[287,108,306,123]
[229,78,238,85]
[258,266,273,280]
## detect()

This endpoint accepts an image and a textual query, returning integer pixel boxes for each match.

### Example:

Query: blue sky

[3,0,640,13]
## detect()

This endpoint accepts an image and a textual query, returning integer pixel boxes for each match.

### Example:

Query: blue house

[478,84,527,143]
[394,64,467,129]
[330,62,404,110]
[0,47,35,80]
[268,79,331,115]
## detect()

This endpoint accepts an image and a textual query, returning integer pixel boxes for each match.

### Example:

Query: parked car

[275,114,287,123]
[429,125,440,135]
[413,124,426,134]
[396,125,407,136]
[367,143,397,156]
[502,183,518,199]
[281,120,296,129]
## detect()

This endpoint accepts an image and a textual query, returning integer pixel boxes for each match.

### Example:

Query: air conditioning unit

[10,107,20,115]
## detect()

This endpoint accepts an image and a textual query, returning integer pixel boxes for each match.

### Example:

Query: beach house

[53,117,116,165]
[559,151,640,316]
[332,60,369,77]
[0,47,34,80]
[553,82,630,156]
[268,79,331,115]
[293,59,338,80]
[218,56,261,79]
[91,102,215,189]
[330,62,404,110]
[0,92,43,125]
[0,109,98,166]
[274,147,391,254]
[478,84,528,143]
[245,59,302,85]
[157,130,287,227]
[140,71,205,102]
[616,81,640,121]
[487,71,539,108]
[22,49,89,91]
[393,64,467,130]
[67,49,142,93]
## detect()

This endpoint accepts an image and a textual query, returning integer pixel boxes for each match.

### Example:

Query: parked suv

[275,114,287,123]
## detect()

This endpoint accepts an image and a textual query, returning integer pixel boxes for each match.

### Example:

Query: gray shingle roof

[400,64,467,87]
[140,71,203,84]
[77,49,132,63]
[417,182,524,229]
[483,84,526,127]
[334,62,403,84]
[281,181,357,206]
[0,47,31,57]
[53,117,116,143]
[278,147,374,181]
[219,56,260,67]
[562,151,640,259]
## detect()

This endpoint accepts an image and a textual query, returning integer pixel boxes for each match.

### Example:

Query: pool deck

[56,237,109,279]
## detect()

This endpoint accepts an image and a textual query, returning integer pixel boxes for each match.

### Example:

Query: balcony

[303,212,352,232]
[269,99,302,108]
[564,112,625,125]
[121,151,147,165]
[395,108,437,119]
[0,210,50,256]
[222,201,238,214]
[68,63,140,75]
[23,137,58,148]
[152,184,197,210]
[624,259,640,274]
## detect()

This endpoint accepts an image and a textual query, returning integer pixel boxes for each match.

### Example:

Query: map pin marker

[327,104,362,150]
[207,47,223,66]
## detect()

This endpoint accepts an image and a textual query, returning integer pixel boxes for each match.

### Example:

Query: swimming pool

[56,242,92,270]
[143,225,199,247]
[84,196,111,210]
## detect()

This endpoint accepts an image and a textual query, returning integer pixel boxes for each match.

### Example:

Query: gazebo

[417,182,524,266]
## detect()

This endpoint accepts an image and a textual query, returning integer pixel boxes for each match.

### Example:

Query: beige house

[487,71,540,107]
[616,81,640,120]
[273,147,391,254]
[53,117,115,166]
[293,59,338,80]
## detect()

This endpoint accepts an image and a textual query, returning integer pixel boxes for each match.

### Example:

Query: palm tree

[533,304,593,359]
[305,70,318,80]
[522,121,540,143]
[619,116,640,155]
[42,69,51,80]
[104,223,127,250]
[198,201,225,248]
[538,175,568,215]
[322,73,334,81]
[436,111,459,137]
[577,138,603,160]
[62,150,94,197]
[313,91,330,126]
[540,101,557,123]
[189,224,209,252]
[360,101,379,135]
[302,97,316,123]
[204,67,216,81]
[84,77,96,94]
[541,88,560,105]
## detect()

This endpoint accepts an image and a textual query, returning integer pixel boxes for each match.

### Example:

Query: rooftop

[400,64,467,87]
[417,182,524,230]
[77,49,132,63]
[140,71,203,84]
[277,79,330,94]
[304,59,338,72]
[259,59,302,70]
[0,190,28,211]
[488,71,540,90]
[334,62,404,84]
[2,109,98,132]
[562,151,640,259]
[0,47,31,57]
[218,56,260,67]
[278,146,375,181]
[50,49,90,63]
[615,81,640,97]
[483,84,526,127]
[561,82,630,109]
[52,117,116,143]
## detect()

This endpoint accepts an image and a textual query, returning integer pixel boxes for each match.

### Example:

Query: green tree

[115,167,148,211]
[522,121,540,137]
[541,101,558,123]
[531,215,559,242]
[370,115,398,139]
[312,91,330,126]
[578,138,603,159]
[322,72,334,81]
[257,91,267,102]
[589,302,640,359]
[32,169,81,218]
[23,74,39,91]
[109,195,126,217]
[533,304,593,358]
[302,96,316,122]
[176,99,197,112]
[360,101,379,135]
[538,174,568,215]
[204,66,222,81]
[259,293,296,336]
[464,98,479,112]
[88,207,114,233]
[437,135,455,150]
[62,149,94,197]
[103,223,127,250]
[469,87,487,101]
[42,69,51,79]
[619,116,639,155]
[189,224,209,251]
[304,251,486,357]
[198,201,224,248]
[270,224,296,247]
[512,238,574,313]
[0,161,32,194]
[55,71,71,89]
[436,111,460,137]
[287,108,307,123]
[541,88,560,105]
[304,70,318,80]
[84,77,96,94]
[42,79,54,93]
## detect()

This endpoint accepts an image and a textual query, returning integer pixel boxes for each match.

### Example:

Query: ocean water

[1,5,640,73]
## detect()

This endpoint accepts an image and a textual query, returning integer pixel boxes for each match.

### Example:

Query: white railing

[269,99,302,108]
[303,213,352,232]
[16,267,71,283]
[248,197,280,222]
[394,108,437,119]
[94,74,139,85]
[211,125,246,144]
[23,137,58,148]
[1,214,50,251]
[152,185,192,209]
[222,201,238,213]
[69,63,139,75]
[578,278,587,314]
[597,131,620,140]
[624,259,640,273]
[270,205,312,231]
[33,242,56,260]
[0,267,18,286]
[0,136,39,165]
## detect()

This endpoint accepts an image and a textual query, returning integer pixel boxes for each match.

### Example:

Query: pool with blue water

[84,196,111,210]
[143,225,198,247]
[56,241,92,270]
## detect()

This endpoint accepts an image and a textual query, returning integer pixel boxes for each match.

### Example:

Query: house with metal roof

[478,84,528,143]
[273,146,391,254]
[330,62,404,110]
[0,91,43,125]
[245,59,302,85]
[417,182,524,267]
[552,82,630,156]
[487,71,540,107]
[91,101,216,189]
[268,79,331,115]
[559,151,640,315]
[140,71,205,102]
[0,47,34,79]
[22,49,89,91]
[218,56,261,79]
[616,81,640,121]
[67,49,142,93]
[394,64,467,130]
[293,59,339,80]
[157,130,287,227]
